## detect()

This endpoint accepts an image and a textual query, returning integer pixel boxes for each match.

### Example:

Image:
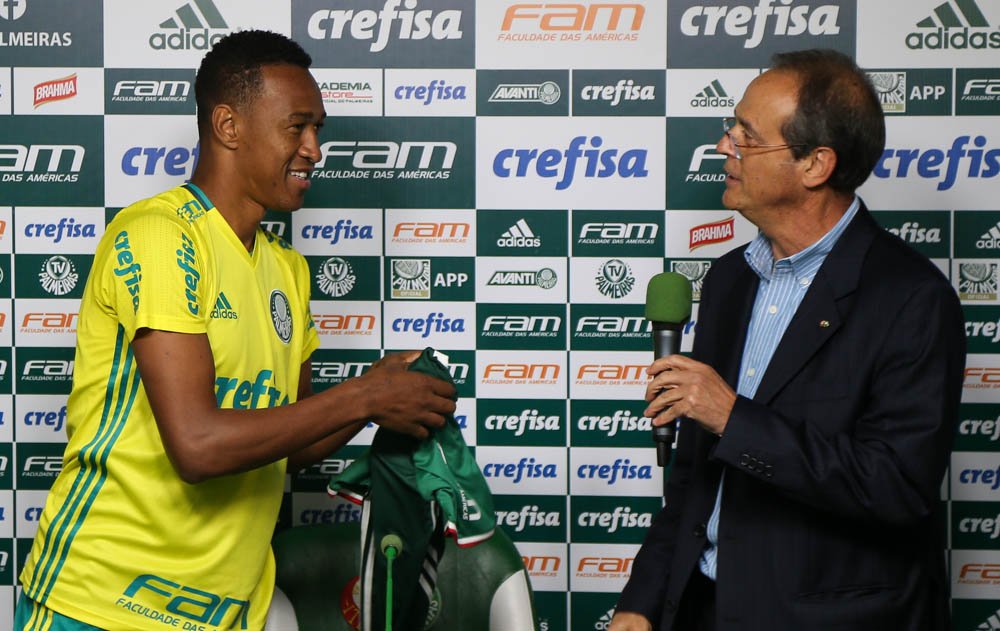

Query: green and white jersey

[19,184,319,631]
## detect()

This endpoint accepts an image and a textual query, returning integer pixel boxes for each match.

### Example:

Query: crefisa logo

[678,0,843,49]
[493,136,649,190]
[906,0,1000,50]
[149,0,231,50]
[307,0,464,52]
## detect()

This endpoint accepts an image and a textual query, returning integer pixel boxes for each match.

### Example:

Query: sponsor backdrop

[1,0,998,628]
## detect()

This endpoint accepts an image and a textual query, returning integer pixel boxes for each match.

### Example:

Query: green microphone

[644,272,693,467]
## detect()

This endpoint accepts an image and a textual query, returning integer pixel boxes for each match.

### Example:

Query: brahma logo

[578,506,653,533]
[906,0,1000,50]
[149,0,230,50]
[313,313,377,335]
[576,556,634,578]
[301,219,375,246]
[873,136,1000,191]
[690,216,735,250]
[495,504,561,532]
[679,0,842,49]
[33,74,76,108]
[500,3,645,41]
[492,135,648,190]
[306,0,464,53]
[392,221,470,244]
[483,363,560,385]
[0,144,83,182]
[576,364,647,386]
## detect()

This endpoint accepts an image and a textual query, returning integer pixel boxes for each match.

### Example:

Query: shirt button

[746,367,756,377]
[768,305,778,315]
[800,278,810,287]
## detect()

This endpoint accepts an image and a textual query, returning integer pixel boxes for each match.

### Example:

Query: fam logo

[686,143,726,184]
[958,562,1000,586]
[20,311,77,335]
[874,136,1000,191]
[576,555,634,579]
[390,259,431,299]
[492,135,649,191]
[578,222,658,246]
[671,260,711,301]
[113,78,190,103]
[107,69,196,115]
[314,311,377,337]
[479,310,563,349]
[317,139,456,181]
[305,0,464,53]
[677,0,844,49]
[959,69,1000,115]
[499,3,645,42]
[150,0,230,50]
[301,219,375,246]
[959,262,998,301]
[33,74,77,109]
[315,257,355,298]
[595,259,635,299]
[906,0,999,50]
[965,366,1000,392]
[489,81,561,104]
[575,363,647,387]
[0,144,84,183]
[391,220,470,244]
[482,362,560,385]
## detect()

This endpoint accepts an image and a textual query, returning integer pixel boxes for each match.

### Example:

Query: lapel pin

[819,320,830,328]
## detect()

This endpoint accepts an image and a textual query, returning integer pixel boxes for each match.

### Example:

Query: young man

[16,30,456,631]
[612,49,964,631]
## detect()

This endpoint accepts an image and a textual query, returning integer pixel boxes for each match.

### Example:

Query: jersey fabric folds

[329,348,496,631]
[19,184,319,631]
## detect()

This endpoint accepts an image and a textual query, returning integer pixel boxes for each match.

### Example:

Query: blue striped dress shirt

[698,197,861,580]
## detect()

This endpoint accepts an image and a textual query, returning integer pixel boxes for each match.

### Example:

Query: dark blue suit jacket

[617,205,966,631]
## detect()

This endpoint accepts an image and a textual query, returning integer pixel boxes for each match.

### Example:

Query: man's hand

[645,354,736,436]
[609,611,652,631]
[357,352,457,439]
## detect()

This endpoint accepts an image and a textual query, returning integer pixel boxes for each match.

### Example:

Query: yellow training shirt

[19,184,319,631]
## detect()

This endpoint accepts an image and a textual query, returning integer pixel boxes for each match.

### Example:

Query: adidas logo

[211,292,238,320]
[978,606,1000,630]
[595,608,615,630]
[497,219,541,248]
[906,0,999,50]
[150,0,229,50]
[977,221,1000,249]
[691,80,734,108]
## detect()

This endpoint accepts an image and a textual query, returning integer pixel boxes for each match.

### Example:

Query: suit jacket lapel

[752,205,878,405]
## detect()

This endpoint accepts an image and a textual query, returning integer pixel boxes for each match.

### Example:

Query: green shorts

[14,594,104,631]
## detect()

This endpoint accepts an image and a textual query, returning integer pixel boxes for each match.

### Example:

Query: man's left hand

[644,355,736,436]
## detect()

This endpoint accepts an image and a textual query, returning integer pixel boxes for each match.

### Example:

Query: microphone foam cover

[645,272,693,324]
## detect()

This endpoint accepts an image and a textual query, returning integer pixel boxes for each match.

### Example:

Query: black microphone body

[651,320,685,467]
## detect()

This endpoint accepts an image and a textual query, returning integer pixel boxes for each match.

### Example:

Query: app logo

[493,135,648,191]
[33,74,77,109]
[906,0,999,50]
[867,71,907,114]
[0,0,27,20]
[315,257,356,298]
[489,81,561,104]
[678,1,843,49]
[211,292,238,320]
[690,217,735,251]
[690,79,734,108]
[306,0,464,53]
[960,262,999,301]
[151,0,230,50]
[38,254,78,295]
[595,259,635,299]
[498,219,541,248]
[394,79,467,105]
[487,268,558,289]
[390,259,431,299]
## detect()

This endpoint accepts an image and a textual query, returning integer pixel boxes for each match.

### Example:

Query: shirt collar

[744,196,860,282]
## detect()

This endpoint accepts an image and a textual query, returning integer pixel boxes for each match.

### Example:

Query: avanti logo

[579,79,655,106]
[874,136,1000,191]
[486,269,558,289]
[679,0,842,49]
[307,0,463,53]
[150,0,229,50]
[498,219,541,248]
[690,79,734,108]
[489,82,561,104]
[906,0,999,50]
[492,135,648,191]
[394,79,466,105]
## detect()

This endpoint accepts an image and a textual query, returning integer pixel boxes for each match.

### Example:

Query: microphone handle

[651,323,684,467]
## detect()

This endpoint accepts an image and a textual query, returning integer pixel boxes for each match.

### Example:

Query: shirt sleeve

[104,212,211,341]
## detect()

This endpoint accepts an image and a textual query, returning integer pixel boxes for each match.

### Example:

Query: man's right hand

[356,352,457,439]
[609,611,653,631]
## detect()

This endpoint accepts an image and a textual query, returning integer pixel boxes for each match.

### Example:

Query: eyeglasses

[722,116,806,160]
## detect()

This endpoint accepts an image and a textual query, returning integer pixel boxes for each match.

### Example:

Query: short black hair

[195,29,312,130]
[770,49,886,194]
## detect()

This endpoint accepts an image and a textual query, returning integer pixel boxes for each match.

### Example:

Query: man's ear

[211,104,239,150]
[801,146,837,189]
